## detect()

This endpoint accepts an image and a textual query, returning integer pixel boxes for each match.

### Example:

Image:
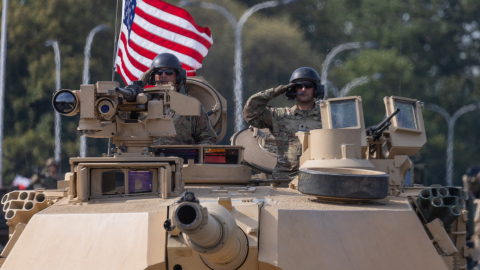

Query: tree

[1,0,118,184]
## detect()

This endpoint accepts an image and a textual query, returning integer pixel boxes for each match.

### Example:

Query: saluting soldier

[243,67,324,179]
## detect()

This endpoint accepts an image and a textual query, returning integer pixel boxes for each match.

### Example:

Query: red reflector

[205,156,226,163]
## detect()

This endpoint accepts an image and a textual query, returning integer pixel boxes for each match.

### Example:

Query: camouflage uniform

[243,87,322,179]
[152,105,217,145]
[30,158,60,189]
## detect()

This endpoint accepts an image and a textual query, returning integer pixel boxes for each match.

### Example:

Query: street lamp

[322,41,379,99]
[338,76,369,97]
[45,40,62,166]
[0,0,8,186]
[337,73,382,97]
[179,0,295,132]
[426,103,479,186]
[80,24,108,158]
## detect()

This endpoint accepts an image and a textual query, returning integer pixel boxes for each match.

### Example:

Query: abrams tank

[0,78,470,270]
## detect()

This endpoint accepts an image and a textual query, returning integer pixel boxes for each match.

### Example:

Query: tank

[0,79,470,270]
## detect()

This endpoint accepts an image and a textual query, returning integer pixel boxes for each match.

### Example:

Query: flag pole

[108,0,121,156]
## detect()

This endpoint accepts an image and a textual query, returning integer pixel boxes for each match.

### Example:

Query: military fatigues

[153,105,217,145]
[30,171,60,190]
[243,87,322,179]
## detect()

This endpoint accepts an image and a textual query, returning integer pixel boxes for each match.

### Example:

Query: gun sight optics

[52,89,80,116]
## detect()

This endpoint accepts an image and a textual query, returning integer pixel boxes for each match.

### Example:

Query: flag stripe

[133,14,208,57]
[182,63,196,72]
[141,0,212,39]
[121,30,199,74]
[127,36,157,60]
[129,27,202,68]
[131,23,204,64]
[116,64,129,85]
[120,32,149,72]
[135,6,212,50]
[121,28,158,62]
[117,49,139,82]
[117,37,144,78]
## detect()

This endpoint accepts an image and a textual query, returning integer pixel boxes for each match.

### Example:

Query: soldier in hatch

[139,53,217,145]
[30,157,61,189]
[243,67,324,179]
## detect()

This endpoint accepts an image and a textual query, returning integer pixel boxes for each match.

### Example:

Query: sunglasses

[155,69,175,76]
[295,82,315,90]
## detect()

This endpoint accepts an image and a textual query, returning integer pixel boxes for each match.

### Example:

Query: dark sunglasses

[155,69,175,76]
[295,82,315,89]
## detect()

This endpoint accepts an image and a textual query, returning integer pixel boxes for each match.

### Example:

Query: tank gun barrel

[171,192,248,267]
[114,86,135,100]
[174,202,223,248]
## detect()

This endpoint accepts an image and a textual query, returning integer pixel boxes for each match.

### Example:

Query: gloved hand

[273,82,296,95]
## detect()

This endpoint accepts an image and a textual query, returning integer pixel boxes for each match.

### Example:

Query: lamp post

[0,0,8,186]
[80,24,108,158]
[322,41,378,99]
[180,0,295,132]
[426,103,478,186]
[45,40,62,165]
[337,73,382,97]
[338,76,369,97]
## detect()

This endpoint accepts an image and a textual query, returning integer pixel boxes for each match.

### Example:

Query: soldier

[243,67,324,179]
[140,53,217,145]
[30,157,60,189]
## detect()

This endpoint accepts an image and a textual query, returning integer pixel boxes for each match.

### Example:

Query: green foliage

[1,0,117,184]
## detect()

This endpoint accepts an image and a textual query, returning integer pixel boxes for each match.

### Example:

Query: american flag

[115,0,213,85]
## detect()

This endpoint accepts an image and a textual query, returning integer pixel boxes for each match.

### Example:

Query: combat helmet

[148,53,187,86]
[286,67,324,100]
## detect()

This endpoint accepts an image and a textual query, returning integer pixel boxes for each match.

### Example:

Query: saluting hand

[274,82,296,95]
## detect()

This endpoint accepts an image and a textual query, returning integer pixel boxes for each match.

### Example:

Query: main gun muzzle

[172,193,249,270]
